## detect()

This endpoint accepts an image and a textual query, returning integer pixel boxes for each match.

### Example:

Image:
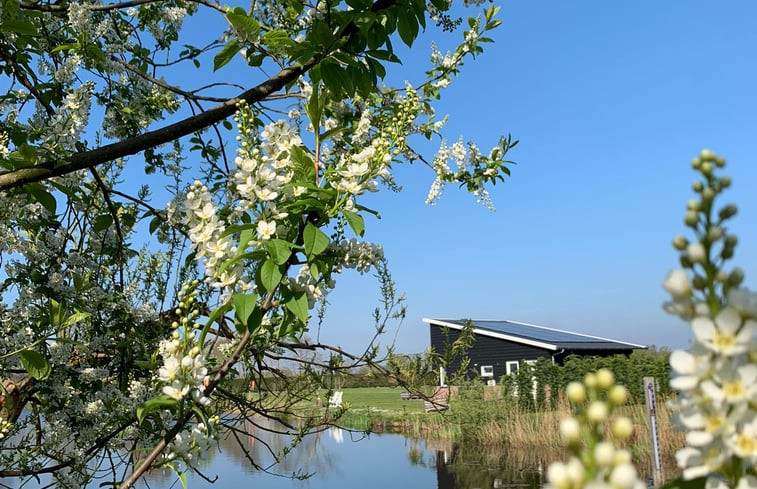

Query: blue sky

[313,1,757,354]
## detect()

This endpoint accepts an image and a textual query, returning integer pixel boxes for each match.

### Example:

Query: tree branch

[0,61,314,191]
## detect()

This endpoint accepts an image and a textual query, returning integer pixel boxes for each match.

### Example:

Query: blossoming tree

[0,0,515,486]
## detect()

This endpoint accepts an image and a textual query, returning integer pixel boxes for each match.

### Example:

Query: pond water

[141,421,545,489]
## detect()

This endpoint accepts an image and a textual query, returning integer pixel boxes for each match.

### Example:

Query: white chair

[328,390,343,408]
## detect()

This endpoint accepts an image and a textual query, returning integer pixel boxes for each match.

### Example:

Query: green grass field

[329,387,425,414]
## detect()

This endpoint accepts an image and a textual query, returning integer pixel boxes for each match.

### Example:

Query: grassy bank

[310,386,683,475]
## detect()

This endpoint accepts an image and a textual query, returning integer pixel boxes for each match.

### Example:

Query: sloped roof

[423,318,645,352]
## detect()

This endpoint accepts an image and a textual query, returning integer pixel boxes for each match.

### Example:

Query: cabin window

[505,361,519,375]
[481,365,494,378]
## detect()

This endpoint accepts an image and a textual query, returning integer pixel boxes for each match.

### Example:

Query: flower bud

[700,162,713,175]
[584,373,597,389]
[719,176,731,188]
[699,149,715,161]
[560,417,582,445]
[684,211,698,227]
[686,199,700,211]
[566,382,586,404]
[715,156,726,168]
[692,181,704,192]
[175,308,182,316]
[724,235,738,249]
[587,401,609,423]
[686,242,706,263]
[608,385,628,406]
[610,463,639,489]
[612,416,634,440]
[595,441,615,467]
[728,268,745,286]
[718,204,738,220]
[672,236,688,250]
[692,275,707,290]
[701,187,715,202]
[663,269,692,299]
[691,158,701,170]
[565,458,585,487]
[596,368,615,390]
[613,449,632,465]
[707,226,723,241]
[171,321,180,329]
[716,270,728,283]
[547,463,571,489]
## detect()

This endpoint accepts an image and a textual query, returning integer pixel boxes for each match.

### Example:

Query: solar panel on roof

[446,319,620,345]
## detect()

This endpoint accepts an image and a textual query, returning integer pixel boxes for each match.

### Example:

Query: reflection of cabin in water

[425,318,646,384]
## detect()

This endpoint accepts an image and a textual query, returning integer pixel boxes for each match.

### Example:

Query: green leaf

[61,311,90,328]
[25,184,57,215]
[199,301,233,345]
[397,10,418,47]
[93,214,113,232]
[303,222,329,258]
[259,259,282,292]
[226,11,260,41]
[148,216,161,235]
[266,239,293,265]
[136,396,178,425]
[285,292,309,323]
[232,293,258,331]
[342,210,365,237]
[20,350,51,380]
[214,39,241,71]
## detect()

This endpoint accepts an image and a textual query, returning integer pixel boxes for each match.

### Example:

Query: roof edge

[423,317,647,350]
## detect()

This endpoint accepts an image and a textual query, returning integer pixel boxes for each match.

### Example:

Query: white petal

[670,350,695,374]
[716,307,741,333]
[737,476,757,489]
[686,430,714,446]
[692,317,716,342]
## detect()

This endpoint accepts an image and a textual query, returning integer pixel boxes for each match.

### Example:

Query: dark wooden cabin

[425,318,645,384]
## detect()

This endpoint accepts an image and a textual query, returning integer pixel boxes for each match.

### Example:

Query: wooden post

[643,377,663,487]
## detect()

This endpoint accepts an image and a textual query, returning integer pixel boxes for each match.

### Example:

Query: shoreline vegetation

[295,386,684,481]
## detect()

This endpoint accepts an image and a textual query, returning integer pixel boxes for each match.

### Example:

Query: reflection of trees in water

[216,417,340,480]
[428,443,546,489]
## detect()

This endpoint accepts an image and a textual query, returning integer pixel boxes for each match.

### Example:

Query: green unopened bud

[721,247,734,260]
[701,187,715,202]
[724,235,738,249]
[700,162,713,175]
[587,401,609,423]
[181,317,189,325]
[608,385,628,406]
[672,236,688,250]
[596,368,615,390]
[699,149,715,161]
[684,211,698,227]
[692,275,707,290]
[584,373,597,389]
[715,157,726,168]
[708,226,723,241]
[692,181,704,192]
[612,416,634,440]
[718,204,738,220]
[686,199,700,211]
[566,381,586,404]
[171,321,180,329]
[728,268,745,286]
[680,254,693,268]
[174,308,182,316]
[192,279,200,286]
[691,158,701,170]
[720,176,732,188]
[716,270,728,283]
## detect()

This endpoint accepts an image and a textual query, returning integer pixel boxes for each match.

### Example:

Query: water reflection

[143,418,545,489]
[2,417,546,489]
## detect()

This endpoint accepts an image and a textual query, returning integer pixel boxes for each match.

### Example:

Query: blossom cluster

[664,151,757,489]
[161,416,221,472]
[546,369,644,489]
[336,238,385,274]
[157,282,211,406]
